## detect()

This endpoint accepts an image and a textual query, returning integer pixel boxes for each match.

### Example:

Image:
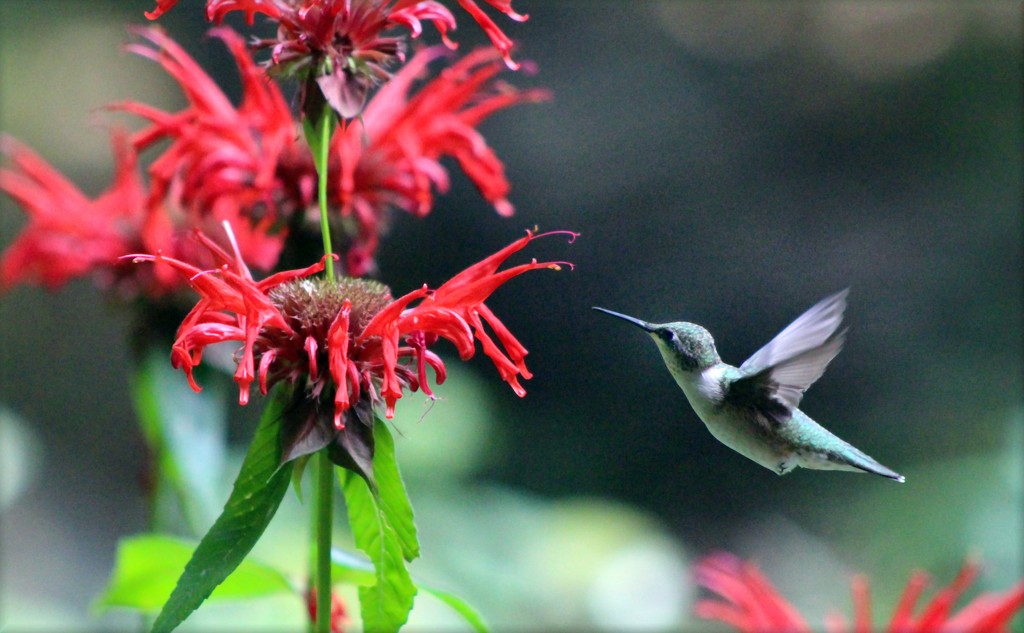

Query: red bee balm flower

[695,552,1024,633]
[117,27,300,285]
[332,45,550,275]
[127,227,574,475]
[2,27,303,297]
[145,0,527,81]
[0,134,146,291]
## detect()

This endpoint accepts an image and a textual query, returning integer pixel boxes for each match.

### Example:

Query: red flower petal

[1,134,146,291]
[328,300,353,428]
[695,553,1024,633]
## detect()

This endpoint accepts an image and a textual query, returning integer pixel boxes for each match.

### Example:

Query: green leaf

[150,386,295,633]
[334,421,485,631]
[419,586,489,633]
[330,549,489,633]
[340,430,417,633]
[95,534,293,613]
[132,347,229,533]
[370,415,419,560]
[341,471,416,633]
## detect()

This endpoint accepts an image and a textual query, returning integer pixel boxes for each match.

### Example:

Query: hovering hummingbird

[593,290,904,482]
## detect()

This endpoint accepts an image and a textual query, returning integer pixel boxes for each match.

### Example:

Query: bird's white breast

[671,364,793,472]
[671,364,726,420]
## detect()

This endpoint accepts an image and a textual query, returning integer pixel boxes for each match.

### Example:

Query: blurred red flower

[3,26,546,296]
[117,27,302,290]
[122,28,546,278]
[0,134,146,292]
[127,227,573,471]
[331,45,550,275]
[695,552,1024,633]
[306,588,348,633]
[1,28,299,297]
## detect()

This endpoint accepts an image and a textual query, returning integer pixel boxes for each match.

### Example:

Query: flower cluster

[1,28,296,296]
[127,227,573,473]
[2,24,541,292]
[144,0,527,116]
[330,45,550,275]
[120,26,300,287]
[695,552,1024,633]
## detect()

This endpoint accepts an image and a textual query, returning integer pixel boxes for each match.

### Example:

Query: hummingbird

[593,290,904,482]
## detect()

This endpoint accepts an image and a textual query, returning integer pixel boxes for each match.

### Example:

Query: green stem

[304,100,338,633]
[314,451,334,633]
[316,111,335,280]
[302,104,337,281]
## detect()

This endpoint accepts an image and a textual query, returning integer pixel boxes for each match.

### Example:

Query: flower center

[269,276,392,337]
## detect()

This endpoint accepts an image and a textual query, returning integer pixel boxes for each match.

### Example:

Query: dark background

[2,2,1021,630]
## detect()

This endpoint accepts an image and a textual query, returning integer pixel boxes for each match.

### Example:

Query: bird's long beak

[592,307,655,332]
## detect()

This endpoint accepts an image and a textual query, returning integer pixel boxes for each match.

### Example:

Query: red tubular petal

[257,254,335,292]
[850,575,871,633]
[415,351,432,397]
[397,306,476,359]
[360,46,450,130]
[435,258,566,312]
[305,336,319,381]
[127,26,236,121]
[144,0,179,20]
[953,581,1024,632]
[1,137,90,209]
[693,600,755,632]
[328,300,352,429]
[170,346,203,393]
[693,553,810,633]
[207,0,283,24]
[470,319,525,396]
[887,570,930,630]
[476,303,529,374]
[916,559,981,629]
[422,349,447,386]
[390,3,457,41]
[175,322,244,349]
[346,360,361,407]
[359,285,430,341]
[433,230,577,304]
[258,348,276,394]
[455,0,519,69]
[234,320,260,405]
[375,328,405,419]
[479,0,528,21]
[739,563,809,630]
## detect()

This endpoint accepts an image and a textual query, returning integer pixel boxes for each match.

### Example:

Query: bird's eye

[658,329,676,343]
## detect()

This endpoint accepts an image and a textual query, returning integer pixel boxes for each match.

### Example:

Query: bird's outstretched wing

[726,289,849,421]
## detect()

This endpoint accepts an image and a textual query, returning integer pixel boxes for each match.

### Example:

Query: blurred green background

[1,1,1021,630]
